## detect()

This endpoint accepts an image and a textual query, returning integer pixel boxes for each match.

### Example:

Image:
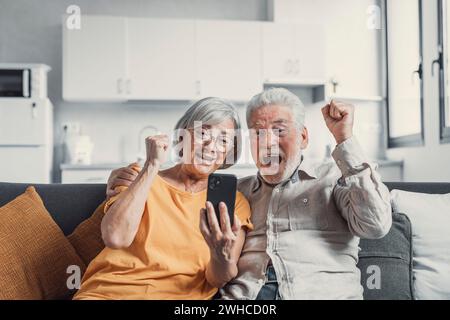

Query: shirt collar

[297,155,318,180]
[253,155,317,191]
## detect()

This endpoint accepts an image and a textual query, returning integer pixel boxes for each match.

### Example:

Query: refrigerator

[0,64,53,183]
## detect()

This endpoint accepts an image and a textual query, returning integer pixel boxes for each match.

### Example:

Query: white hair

[246,87,306,127]
[173,97,241,169]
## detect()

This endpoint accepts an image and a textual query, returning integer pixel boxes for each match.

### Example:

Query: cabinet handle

[295,59,300,74]
[286,60,292,74]
[411,62,423,84]
[330,77,339,94]
[117,78,124,94]
[126,79,132,94]
[196,80,201,96]
[31,102,37,119]
[431,49,443,77]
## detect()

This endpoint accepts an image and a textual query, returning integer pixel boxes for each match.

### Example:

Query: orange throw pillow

[67,200,106,266]
[0,186,86,299]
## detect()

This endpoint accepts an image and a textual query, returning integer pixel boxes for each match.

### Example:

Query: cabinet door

[196,20,262,101]
[0,99,50,145]
[0,147,50,183]
[293,25,326,81]
[63,16,127,101]
[262,23,296,81]
[61,169,111,184]
[127,18,197,100]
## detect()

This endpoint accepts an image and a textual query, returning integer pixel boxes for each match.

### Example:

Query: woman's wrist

[132,160,160,190]
[143,160,160,172]
[210,251,237,266]
[206,259,238,288]
[210,254,238,276]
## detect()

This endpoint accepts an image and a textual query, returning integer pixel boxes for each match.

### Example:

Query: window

[384,0,424,148]
[438,0,450,143]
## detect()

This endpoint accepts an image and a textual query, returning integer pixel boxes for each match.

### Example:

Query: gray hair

[174,97,242,169]
[246,87,306,128]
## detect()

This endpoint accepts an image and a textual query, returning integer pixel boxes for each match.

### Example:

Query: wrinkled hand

[106,163,140,200]
[199,201,241,264]
[145,134,169,166]
[321,100,354,144]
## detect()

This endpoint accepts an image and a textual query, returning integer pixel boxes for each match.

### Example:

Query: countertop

[61,158,403,170]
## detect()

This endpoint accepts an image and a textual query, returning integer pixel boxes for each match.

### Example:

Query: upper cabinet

[127,19,197,100]
[195,20,262,101]
[262,23,326,83]
[63,16,326,102]
[63,16,128,101]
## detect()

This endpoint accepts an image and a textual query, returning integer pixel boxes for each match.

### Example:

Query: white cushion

[390,189,450,300]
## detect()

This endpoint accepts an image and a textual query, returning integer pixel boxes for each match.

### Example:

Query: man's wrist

[334,133,353,145]
[331,136,368,176]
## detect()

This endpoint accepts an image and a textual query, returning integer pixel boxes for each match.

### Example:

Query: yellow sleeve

[234,191,254,231]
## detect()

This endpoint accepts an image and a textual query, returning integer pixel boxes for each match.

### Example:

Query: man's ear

[300,126,309,149]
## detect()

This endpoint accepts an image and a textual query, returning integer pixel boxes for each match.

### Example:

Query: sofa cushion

[358,212,413,300]
[0,186,86,299]
[67,201,106,266]
[391,189,450,299]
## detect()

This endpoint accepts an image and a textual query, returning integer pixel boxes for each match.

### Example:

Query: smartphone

[207,173,237,227]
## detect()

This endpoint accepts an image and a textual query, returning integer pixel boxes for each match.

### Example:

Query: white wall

[386,0,450,182]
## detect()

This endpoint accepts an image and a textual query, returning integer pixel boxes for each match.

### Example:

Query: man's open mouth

[261,154,283,167]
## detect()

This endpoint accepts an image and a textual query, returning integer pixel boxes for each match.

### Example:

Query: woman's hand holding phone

[199,201,241,265]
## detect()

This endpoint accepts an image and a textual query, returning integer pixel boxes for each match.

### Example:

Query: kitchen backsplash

[56,99,384,174]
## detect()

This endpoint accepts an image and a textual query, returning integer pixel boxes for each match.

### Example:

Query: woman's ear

[300,126,309,150]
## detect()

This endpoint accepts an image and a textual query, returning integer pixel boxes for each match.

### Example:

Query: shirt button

[302,198,308,204]
[337,160,342,165]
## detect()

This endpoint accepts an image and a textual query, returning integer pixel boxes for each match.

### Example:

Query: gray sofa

[1,181,450,300]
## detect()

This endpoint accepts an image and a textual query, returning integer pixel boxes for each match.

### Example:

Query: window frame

[438,0,450,143]
[384,0,425,148]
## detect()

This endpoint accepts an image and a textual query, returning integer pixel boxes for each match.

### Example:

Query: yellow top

[74,174,253,300]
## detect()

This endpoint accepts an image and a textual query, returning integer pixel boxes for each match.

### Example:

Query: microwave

[0,63,50,99]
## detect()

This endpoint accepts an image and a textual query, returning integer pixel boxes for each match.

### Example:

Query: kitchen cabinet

[61,168,111,184]
[262,23,326,83]
[375,160,404,182]
[63,16,326,102]
[195,20,262,101]
[63,16,128,101]
[60,163,126,183]
[127,19,197,100]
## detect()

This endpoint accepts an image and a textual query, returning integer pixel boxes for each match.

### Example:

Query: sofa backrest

[384,182,450,194]
[2,182,449,235]
[0,182,106,235]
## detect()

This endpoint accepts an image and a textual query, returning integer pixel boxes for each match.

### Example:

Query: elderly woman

[74,97,253,300]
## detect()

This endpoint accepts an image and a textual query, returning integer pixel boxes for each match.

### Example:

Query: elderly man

[106,88,392,300]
